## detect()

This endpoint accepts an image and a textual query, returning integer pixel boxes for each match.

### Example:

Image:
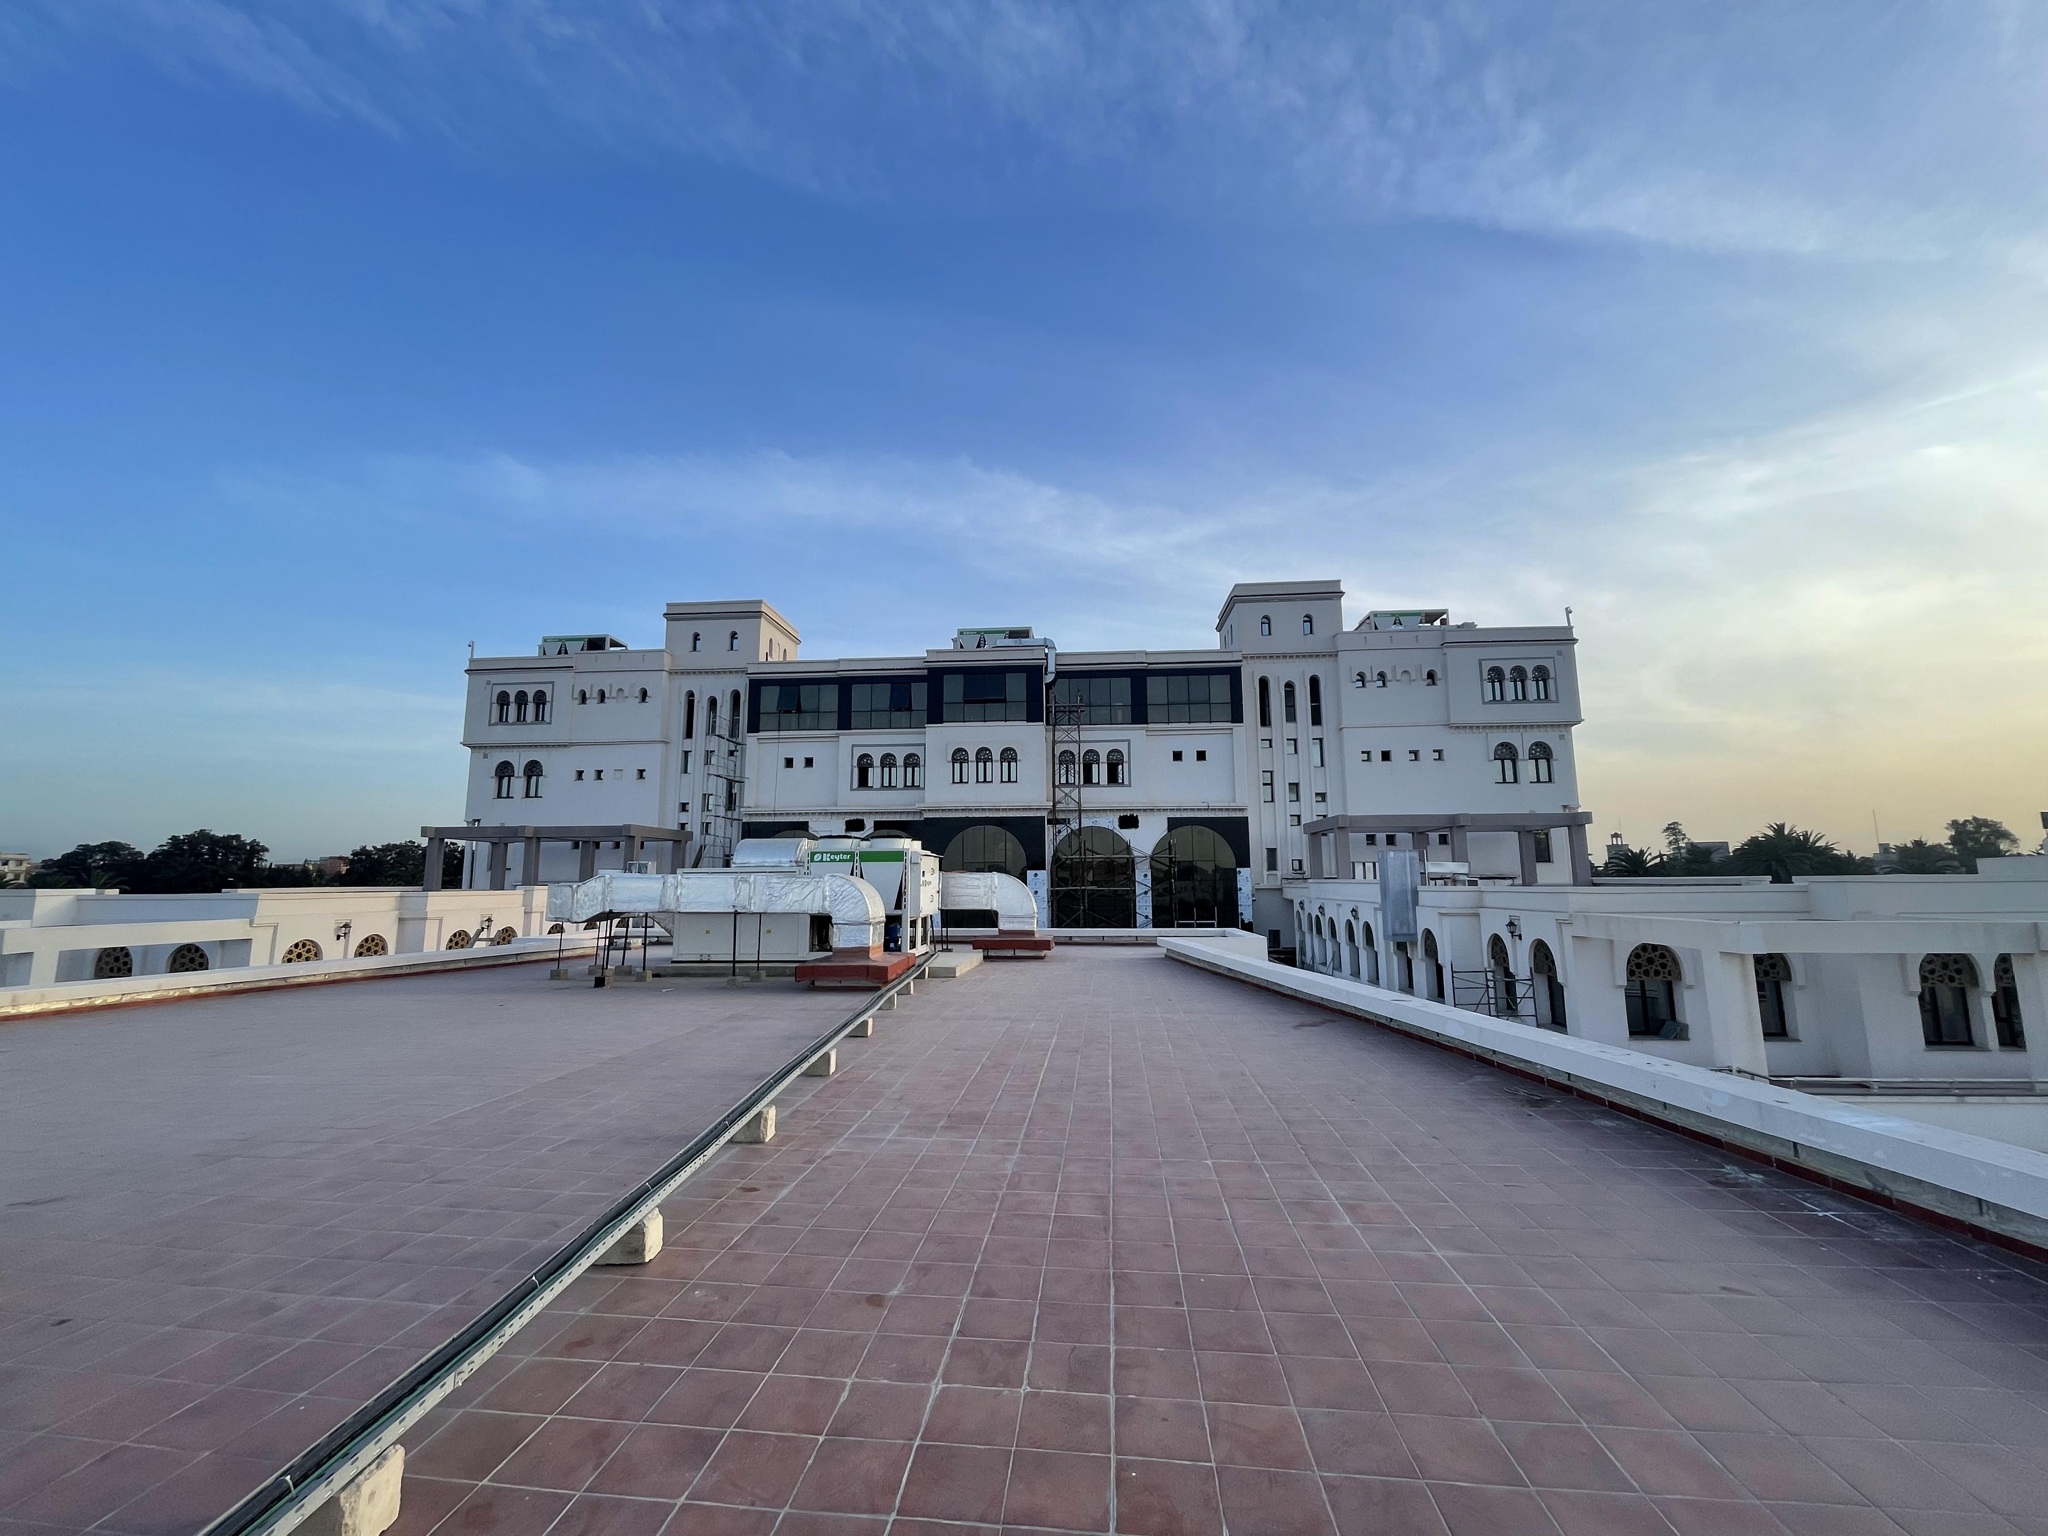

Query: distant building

[457,582,1588,938]
[0,853,34,886]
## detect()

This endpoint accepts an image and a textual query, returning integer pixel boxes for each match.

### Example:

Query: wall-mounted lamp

[1505,917,1521,941]
[335,919,353,946]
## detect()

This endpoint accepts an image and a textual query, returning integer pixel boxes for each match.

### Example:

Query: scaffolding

[701,727,746,867]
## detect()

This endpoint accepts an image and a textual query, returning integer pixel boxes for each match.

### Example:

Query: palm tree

[1725,823,1864,882]
[1887,839,1963,875]
[1601,844,1661,877]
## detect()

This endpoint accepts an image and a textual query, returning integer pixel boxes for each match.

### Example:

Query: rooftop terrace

[7,950,2048,1534]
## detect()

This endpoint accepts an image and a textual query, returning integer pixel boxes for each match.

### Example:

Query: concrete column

[1448,826,1469,867]
[1307,836,1325,880]
[578,841,598,881]
[302,1444,403,1536]
[1695,950,1771,1076]
[521,836,542,887]
[423,838,445,892]
[624,834,642,869]
[597,1211,663,1266]
[1568,822,1594,885]
[487,841,509,892]
[1517,830,1539,886]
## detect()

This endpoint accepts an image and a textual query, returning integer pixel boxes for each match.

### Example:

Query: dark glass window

[850,680,927,729]
[1146,672,1235,724]
[943,671,1029,722]
[1994,955,2025,1049]
[1308,676,1323,726]
[1755,953,1792,1038]
[1919,953,1977,1047]
[1052,674,1132,724]
[761,682,839,731]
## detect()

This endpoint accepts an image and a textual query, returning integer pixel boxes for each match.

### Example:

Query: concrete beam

[596,1211,663,1266]
[301,1444,403,1536]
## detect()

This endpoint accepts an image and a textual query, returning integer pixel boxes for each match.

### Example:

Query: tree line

[14,832,466,894]
[1605,817,2022,882]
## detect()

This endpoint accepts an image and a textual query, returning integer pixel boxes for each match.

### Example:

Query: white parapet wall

[1161,934,2048,1255]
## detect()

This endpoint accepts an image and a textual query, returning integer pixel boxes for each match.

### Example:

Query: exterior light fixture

[1505,917,1522,941]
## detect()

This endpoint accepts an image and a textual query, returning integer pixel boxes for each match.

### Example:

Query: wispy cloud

[23,1,2048,256]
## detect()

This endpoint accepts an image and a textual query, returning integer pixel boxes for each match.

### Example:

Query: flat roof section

[0,964,855,1534]
[388,948,2048,1535]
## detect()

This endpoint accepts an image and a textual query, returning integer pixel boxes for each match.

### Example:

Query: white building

[1287,850,2048,1114]
[458,582,1590,937]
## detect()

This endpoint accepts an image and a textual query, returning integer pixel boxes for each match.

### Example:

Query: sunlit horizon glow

[2,2,2043,860]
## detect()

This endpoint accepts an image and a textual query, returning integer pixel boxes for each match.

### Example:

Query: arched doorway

[942,824,1028,878]
[1150,826,1238,928]
[1052,826,1135,928]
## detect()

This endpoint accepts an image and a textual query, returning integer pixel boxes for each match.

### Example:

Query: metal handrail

[198,955,930,1536]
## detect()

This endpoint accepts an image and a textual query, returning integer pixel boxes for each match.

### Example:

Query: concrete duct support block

[596,1210,663,1266]
[849,1016,874,1038]
[734,1104,776,1143]
[804,1049,837,1078]
[301,1444,404,1536]
[928,952,984,979]
[880,995,899,1011]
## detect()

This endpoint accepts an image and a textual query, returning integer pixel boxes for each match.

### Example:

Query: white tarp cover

[938,871,1040,932]
[547,871,885,949]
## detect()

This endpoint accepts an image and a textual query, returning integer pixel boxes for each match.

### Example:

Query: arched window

[975,747,995,784]
[167,942,209,973]
[1344,920,1359,978]
[494,691,511,723]
[729,690,742,737]
[691,631,702,651]
[533,691,550,722]
[494,760,516,799]
[445,929,473,950]
[1488,934,1520,1017]
[943,824,1028,878]
[1510,666,1529,702]
[1053,825,1137,928]
[1105,749,1126,786]
[1353,671,1367,689]
[1424,670,1438,687]
[1283,681,1297,724]
[577,689,588,706]
[1485,667,1506,702]
[683,691,696,738]
[1421,930,1445,1000]
[1259,614,1272,637]
[596,688,607,704]
[1360,921,1379,984]
[1532,665,1553,702]
[638,688,649,704]
[1530,940,1565,1029]
[1301,613,1314,636]
[879,753,898,789]
[1374,670,1388,688]
[353,934,388,957]
[1057,749,1077,786]
[1528,742,1554,784]
[514,690,529,723]
[705,697,719,738]
[1308,676,1323,726]
[1918,954,1978,1047]
[1492,743,1520,784]
[904,753,923,789]
[522,760,544,799]
[1258,677,1272,728]
[1755,953,1792,1038]
[1149,825,1237,927]
[281,939,323,964]
[1082,749,1101,786]
[1993,955,2025,1048]
[855,753,875,789]
[951,748,971,785]
[93,945,133,980]
[728,630,739,650]
[1625,944,1684,1039]
[1000,747,1020,784]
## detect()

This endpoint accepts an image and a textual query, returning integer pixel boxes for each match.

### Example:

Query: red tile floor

[387,948,2048,1535]
[0,964,855,1535]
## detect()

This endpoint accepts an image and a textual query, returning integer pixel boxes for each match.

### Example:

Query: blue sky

[4,1,2045,858]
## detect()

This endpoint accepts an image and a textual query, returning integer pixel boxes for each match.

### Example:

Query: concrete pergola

[1303,811,1596,886]
[420,825,693,891]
